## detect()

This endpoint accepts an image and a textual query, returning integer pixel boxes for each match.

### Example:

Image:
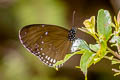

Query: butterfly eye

[19,24,76,67]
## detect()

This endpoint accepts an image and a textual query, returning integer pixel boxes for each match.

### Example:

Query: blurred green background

[0,0,120,80]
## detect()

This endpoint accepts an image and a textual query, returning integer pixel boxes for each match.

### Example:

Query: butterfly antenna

[72,10,76,27]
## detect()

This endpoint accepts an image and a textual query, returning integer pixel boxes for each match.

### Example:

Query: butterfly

[19,11,77,67]
[19,24,76,67]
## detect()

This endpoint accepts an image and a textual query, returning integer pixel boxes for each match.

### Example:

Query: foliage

[54,9,120,80]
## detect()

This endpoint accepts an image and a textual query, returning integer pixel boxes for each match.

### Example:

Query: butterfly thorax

[68,27,76,41]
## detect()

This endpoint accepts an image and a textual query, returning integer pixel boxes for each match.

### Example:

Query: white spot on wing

[42,25,45,27]
[46,61,48,64]
[53,59,56,63]
[45,56,48,59]
[48,57,50,60]
[45,32,48,35]
[37,49,39,52]
[50,59,53,62]
[40,48,43,50]
[39,55,41,57]
[41,57,43,59]
[41,41,44,44]
[42,53,45,55]
[43,59,45,62]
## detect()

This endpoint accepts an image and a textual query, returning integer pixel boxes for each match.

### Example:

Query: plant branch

[92,34,99,41]
[104,56,120,62]
[112,68,120,73]
[107,47,120,60]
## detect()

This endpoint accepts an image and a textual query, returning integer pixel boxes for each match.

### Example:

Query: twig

[112,68,120,73]
[104,56,120,63]
[107,47,120,60]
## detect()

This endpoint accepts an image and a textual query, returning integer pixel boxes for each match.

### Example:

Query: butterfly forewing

[19,24,72,67]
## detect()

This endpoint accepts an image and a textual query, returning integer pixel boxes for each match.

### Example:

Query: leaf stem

[85,74,87,80]
[92,34,99,41]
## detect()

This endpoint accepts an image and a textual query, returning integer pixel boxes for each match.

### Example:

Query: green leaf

[83,16,95,34]
[110,36,118,43]
[89,41,107,65]
[53,50,83,69]
[110,35,120,44]
[97,9,112,41]
[100,41,107,57]
[71,38,90,52]
[95,41,107,58]
[110,35,120,53]
[78,39,90,50]
[80,50,95,75]
[89,44,100,52]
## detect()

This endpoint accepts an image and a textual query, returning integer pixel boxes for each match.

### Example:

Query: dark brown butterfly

[19,24,76,67]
